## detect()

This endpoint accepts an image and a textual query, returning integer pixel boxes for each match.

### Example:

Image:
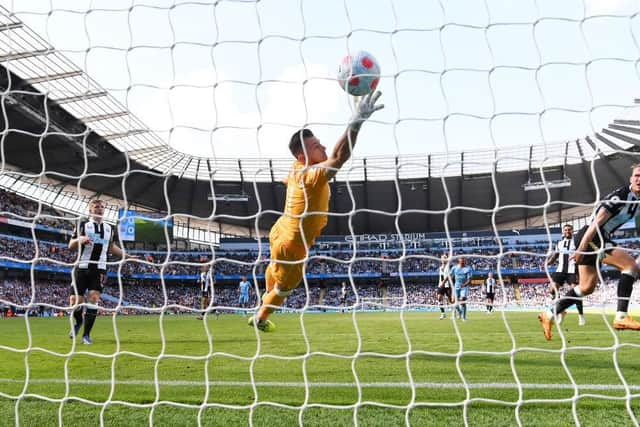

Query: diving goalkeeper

[249,91,384,332]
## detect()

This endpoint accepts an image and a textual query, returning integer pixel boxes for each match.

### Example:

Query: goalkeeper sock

[83,308,98,337]
[461,303,467,319]
[549,287,582,319]
[257,290,286,321]
[440,305,445,314]
[616,273,635,319]
[73,307,83,327]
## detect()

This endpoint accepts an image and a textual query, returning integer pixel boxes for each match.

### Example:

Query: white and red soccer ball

[337,51,381,96]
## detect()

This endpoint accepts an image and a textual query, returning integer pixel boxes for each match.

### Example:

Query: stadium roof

[2,6,640,235]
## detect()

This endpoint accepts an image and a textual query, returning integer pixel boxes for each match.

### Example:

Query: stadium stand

[0,188,638,318]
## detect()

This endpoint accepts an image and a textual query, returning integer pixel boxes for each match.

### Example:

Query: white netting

[1,0,640,425]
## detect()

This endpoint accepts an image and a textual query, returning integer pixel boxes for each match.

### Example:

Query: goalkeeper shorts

[267,226,308,291]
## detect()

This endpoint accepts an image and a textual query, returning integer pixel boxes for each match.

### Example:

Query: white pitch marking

[0,378,637,390]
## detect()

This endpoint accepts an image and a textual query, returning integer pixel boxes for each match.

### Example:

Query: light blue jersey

[238,280,251,304]
[450,265,473,299]
[450,265,473,289]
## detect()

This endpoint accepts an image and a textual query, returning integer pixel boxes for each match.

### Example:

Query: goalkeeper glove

[350,90,384,131]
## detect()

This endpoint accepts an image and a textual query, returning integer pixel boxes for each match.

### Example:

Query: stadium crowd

[0,189,74,232]
[0,232,617,278]
[2,188,640,319]
[1,276,638,317]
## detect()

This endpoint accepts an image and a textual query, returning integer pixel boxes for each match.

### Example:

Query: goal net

[1,0,640,425]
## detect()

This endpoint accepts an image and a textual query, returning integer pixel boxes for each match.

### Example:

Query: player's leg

[82,290,100,344]
[447,290,454,309]
[460,295,468,321]
[198,295,209,319]
[539,265,598,340]
[82,271,104,344]
[263,231,279,296]
[602,248,640,329]
[252,239,305,331]
[69,294,85,338]
[549,280,560,300]
[257,267,299,319]
[453,288,461,319]
[69,270,86,338]
[239,295,247,316]
[437,289,446,319]
[570,276,586,326]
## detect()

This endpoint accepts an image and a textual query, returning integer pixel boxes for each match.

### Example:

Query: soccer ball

[337,51,381,96]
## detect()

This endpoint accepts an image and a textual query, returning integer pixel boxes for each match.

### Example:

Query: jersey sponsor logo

[87,232,109,246]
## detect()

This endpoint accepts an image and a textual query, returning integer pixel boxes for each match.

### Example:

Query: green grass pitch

[1,310,639,426]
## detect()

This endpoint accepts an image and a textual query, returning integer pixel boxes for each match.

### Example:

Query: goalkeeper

[249,91,383,332]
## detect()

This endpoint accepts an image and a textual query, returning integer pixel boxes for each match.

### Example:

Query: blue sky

[3,0,640,164]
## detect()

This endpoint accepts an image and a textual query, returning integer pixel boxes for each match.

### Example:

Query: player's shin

[83,307,98,337]
[72,306,83,327]
[548,287,583,319]
[257,286,291,320]
[616,271,636,319]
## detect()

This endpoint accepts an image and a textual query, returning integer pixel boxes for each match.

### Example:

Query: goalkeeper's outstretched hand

[350,90,384,131]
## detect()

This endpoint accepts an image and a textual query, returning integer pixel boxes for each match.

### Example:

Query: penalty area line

[0,378,638,390]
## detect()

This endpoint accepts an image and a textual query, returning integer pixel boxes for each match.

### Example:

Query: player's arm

[69,235,91,250]
[68,222,90,250]
[109,242,138,260]
[574,208,612,262]
[319,91,383,180]
[462,271,472,288]
[109,242,125,259]
[546,251,558,266]
[109,225,137,260]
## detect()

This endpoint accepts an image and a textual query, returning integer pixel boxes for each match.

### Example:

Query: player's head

[631,164,640,194]
[241,275,246,281]
[201,264,209,273]
[488,272,493,278]
[88,199,105,220]
[289,129,327,165]
[562,223,573,238]
[440,254,448,263]
[458,257,466,266]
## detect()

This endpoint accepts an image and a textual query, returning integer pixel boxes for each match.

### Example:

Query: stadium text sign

[344,233,429,242]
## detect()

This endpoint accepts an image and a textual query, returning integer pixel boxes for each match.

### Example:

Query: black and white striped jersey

[485,277,496,293]
[71,220,117,271]
[199,270,214,294]
[438,265,451,288]
[555,237,576,274]
[596,185,640,237]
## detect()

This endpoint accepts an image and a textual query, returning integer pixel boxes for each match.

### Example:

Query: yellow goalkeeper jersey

[273,160,330,246]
